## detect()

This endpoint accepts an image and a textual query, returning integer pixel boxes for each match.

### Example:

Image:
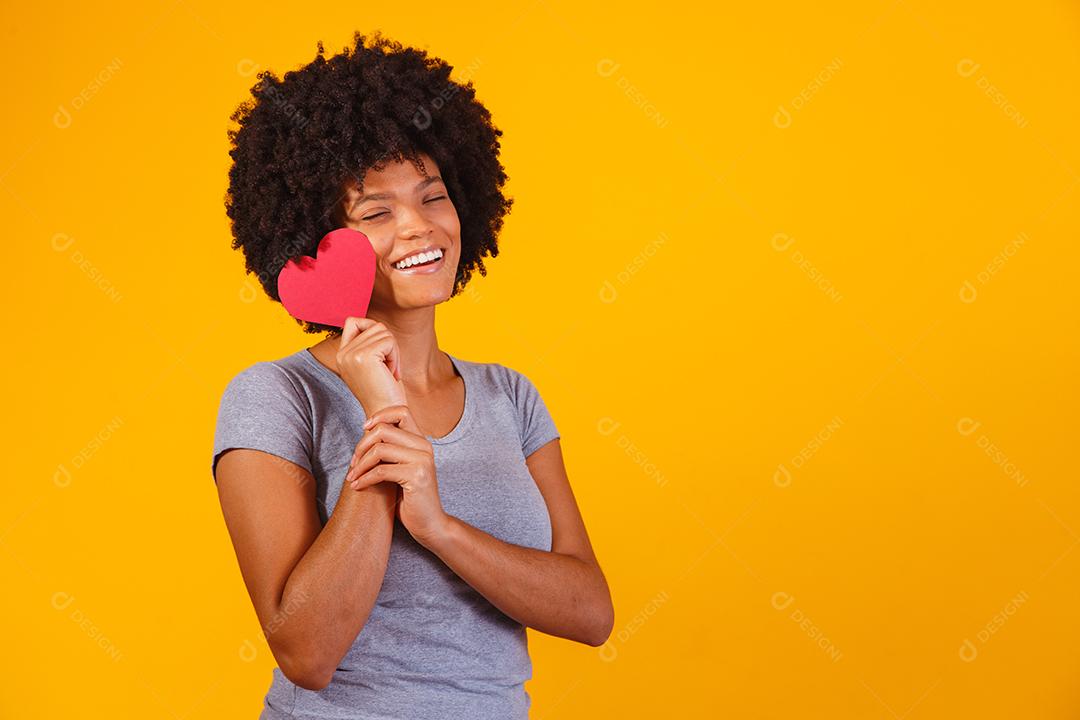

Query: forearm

[271,482,396,687]
[419,515,613,646]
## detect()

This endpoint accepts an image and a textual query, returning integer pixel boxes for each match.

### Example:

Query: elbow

[285,667,333,692]
[272,641,336,692]
[582,596,615,647]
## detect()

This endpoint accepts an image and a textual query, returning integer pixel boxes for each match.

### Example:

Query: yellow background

[2,1,1078,717]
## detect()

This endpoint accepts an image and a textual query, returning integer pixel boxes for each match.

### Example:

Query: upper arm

[215,450,322,632]
[526,438,601,567]
[211,362,321,637]
[502,365,599,566]
[502,364,561,460]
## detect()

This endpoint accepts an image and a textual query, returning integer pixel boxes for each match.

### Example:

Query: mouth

[391,246,446,274]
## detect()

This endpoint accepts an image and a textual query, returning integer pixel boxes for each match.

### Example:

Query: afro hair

[225,30,513,334]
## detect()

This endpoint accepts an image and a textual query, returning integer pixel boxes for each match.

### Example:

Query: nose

[394,202,437,243]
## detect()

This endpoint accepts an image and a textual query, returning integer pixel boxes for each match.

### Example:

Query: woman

[212,31,614,718]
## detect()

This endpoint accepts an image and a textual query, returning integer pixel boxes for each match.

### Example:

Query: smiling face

[337,152,462,311]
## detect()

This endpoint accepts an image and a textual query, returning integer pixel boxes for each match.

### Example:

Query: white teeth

[394,248,443,269]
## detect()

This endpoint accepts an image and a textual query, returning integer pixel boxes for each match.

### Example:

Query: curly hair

[225,30,513,334]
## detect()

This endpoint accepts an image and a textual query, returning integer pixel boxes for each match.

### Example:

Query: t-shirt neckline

[298,347,474,445]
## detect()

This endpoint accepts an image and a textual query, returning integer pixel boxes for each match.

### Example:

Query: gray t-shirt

[211,348,560,719]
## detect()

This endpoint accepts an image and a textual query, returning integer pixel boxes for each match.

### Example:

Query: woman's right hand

[335,317,407,416]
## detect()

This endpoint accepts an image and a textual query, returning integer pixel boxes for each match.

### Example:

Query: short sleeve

[504,366,561,458]
[211,361,315,482]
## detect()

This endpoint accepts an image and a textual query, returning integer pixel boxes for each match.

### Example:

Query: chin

[423,288,455,306]
[398,285,455,308]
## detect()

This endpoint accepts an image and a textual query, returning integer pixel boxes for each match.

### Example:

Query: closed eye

[363,197,446,221]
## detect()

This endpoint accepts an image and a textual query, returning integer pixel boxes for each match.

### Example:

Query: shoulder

[220,358,303,399]
[212,354,316,479]
[216,352,315,420]
[451,355,539,401]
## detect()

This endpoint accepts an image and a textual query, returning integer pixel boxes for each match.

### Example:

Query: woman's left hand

[345,404,450,546]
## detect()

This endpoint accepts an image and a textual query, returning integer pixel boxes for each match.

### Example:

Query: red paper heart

[277,228,377,328]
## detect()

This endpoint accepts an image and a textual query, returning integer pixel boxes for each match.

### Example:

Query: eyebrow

[350,175,444,210]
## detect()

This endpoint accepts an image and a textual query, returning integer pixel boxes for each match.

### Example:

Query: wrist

[358,395,404,417]
[417,512,459,554]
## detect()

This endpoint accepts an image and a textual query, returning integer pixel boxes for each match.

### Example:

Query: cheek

[436,200,461,229]
[344,221,393,259]
[356,237,394,282]
[365,237,395,269]
[442,215,462,248]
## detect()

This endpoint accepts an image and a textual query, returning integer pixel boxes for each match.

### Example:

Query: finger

[341,328,400,380]
[347,442,427,484]
[351,463,400,491]
[352,461,422,491]
[356,423,423,455]
[372,331,400,381]
[361,410,423,440]
[340,316,379,347]
[363,405,422,435]
[356,330,398,380]
[362,405,406,429]
[349,436,428,480]
[340,325,389,355]
[349,412,425,468]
